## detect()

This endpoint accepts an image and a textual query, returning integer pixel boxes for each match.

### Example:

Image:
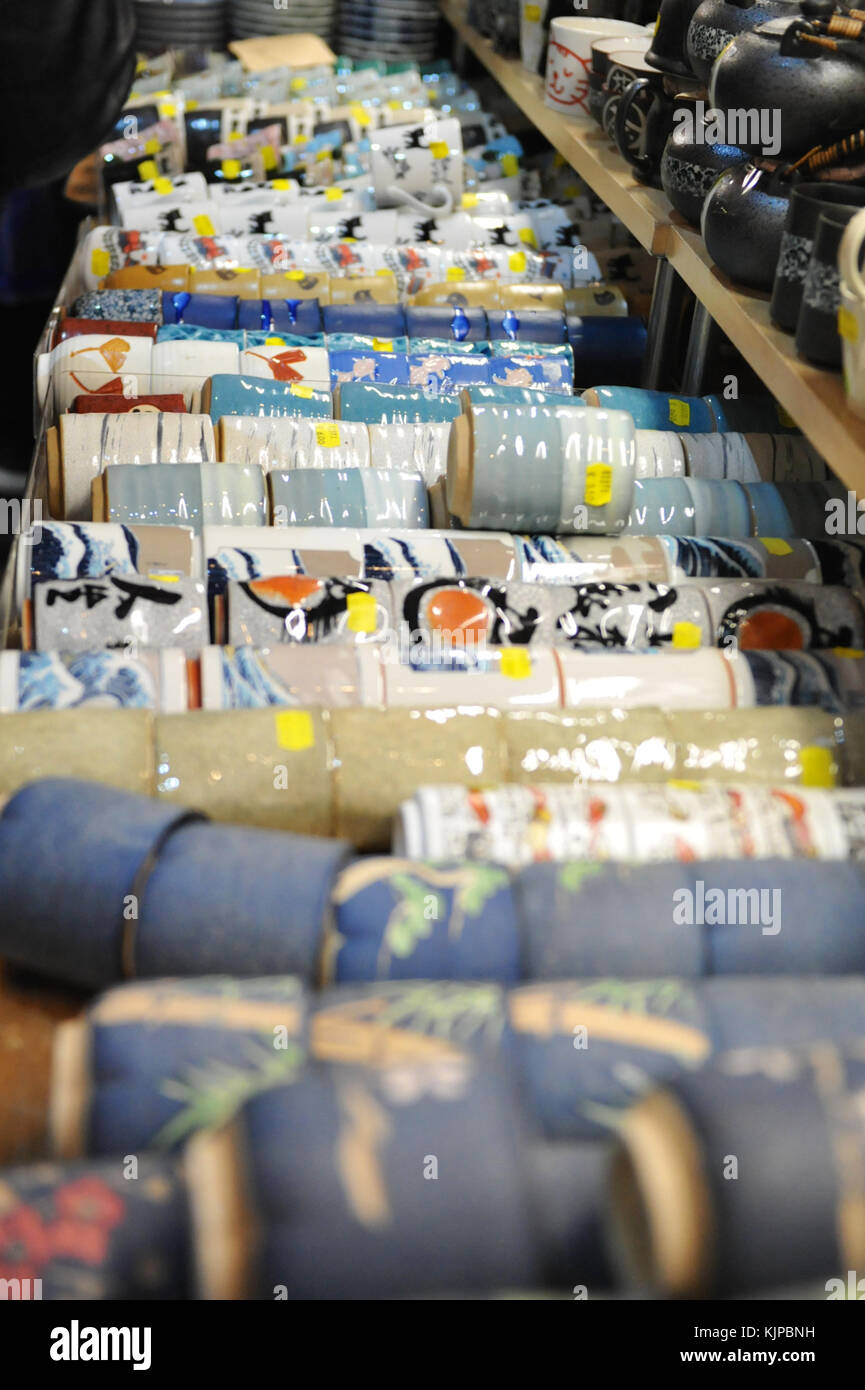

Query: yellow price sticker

[346,591,378,633]
[501,154,519,177]
[462,193,479,209]
[446,266,465,281]
[274,710,315,751]
[285,269,306,281]
[137,159,159,181]
[668,779,702,791]
[430,141,449,159]
[315,423,341,448]
[325,187,343,201]
[524,2,541,17]
[518,227,539,247]
[291,384,314,398]
[800,745,837,788]
[584,463,613,508]
[193,214,215,236]
[229,131,243,142]
[500,648,532,680]
[833,648,865,658]
[160,102,176,119]
[672,621,703,649]
[153,177,174,195]
[186,98,198,111]
[151,573,180,583]
[266,336,287,346]
[221,159,242,180]
[291,77,307,91]
[372,338,393,352]
[261,145,278,171]
[145,138,161,156]
[350,104,372,128]
[839,306,859,343]
[272,179,291,190]
[508,251,527,273]
[760,538,793,556]
[91,248,111,278]
[669,398,690,426]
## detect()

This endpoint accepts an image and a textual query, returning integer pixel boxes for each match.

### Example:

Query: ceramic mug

[269,467,430,529]
[838,206,865,421]
[771,183,865,335]
[545,18,644,116]
[369,118,464,217]
[796,209,860,369]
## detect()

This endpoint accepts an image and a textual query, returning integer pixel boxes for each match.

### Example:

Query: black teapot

[701,162,791,287]
[686,0,801,84]
[661,102,750,224]
[710,25,865,160]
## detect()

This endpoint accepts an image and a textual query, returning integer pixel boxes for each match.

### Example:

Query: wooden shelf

[441,0,865,494]
[664,221,865,494]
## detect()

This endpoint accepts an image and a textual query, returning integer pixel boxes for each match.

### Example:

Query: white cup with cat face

[545,17,643,115]
[369,118,464,218]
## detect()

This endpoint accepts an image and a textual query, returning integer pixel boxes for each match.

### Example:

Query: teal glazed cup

[103,462,267,534]
[269,467,430,529]
[624,477,697,535]
[461,384,565,409]
[335,382,463,424]
[582,386,718,433]
[741,481,795,536]
[682,477,753,536]
[447,401,636,534]
[205,375,333,422]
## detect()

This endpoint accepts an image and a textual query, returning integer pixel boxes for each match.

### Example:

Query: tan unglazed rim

[608,1089,714,1298]
[446,408,473,525]
[186,1121,257,1300]
[49,1017,91,1159]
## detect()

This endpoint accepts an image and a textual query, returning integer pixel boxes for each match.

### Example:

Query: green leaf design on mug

[558,862,605,894]
[454,864,509,917]
[385,874,443,959]
[154,1039,305,1150]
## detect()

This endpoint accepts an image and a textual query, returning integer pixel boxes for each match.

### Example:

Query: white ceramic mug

[839,206,865,421]
[369,118,464,217]
[545,17,644,115]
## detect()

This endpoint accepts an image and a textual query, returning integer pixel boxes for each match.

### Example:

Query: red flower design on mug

[49,1177,126,1265]
[0,1205,53,1282]
[55,1176,125,1228]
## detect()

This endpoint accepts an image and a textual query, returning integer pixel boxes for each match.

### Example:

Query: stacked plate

[134,0,227,53]
[337,0,441,63]
[228,0,338,42]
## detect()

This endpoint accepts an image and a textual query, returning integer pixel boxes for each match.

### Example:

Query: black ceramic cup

[614,62,675,186]
[795,207,865,369]
[770,182,865,334]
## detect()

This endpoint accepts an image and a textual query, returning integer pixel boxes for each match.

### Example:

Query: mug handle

[840,206,865,300]
[614,78,653,178]
[386,182,455,217]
